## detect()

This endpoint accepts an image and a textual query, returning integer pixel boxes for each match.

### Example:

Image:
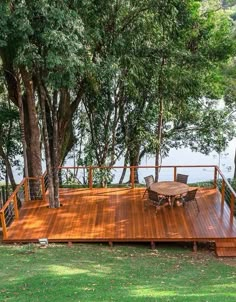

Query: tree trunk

[155,56,165,182]
[119,151,129,184]
[155,96,163,182]
[1,51,42,193]
[16,73,28,178]
[52,91,60,207]
[19,69,42,199]
[38,81,56,207]
[58,88,80,165]
[129,145,140,183]
[5,169,9,201]
[0,144,16,190]
[20,68,42,178]
[234,148,236,179]
[1,50,42,177]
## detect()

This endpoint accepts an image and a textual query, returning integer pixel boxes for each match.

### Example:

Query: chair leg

[144,199,149,210]
[142,188,147,198]
[195,199,200,213]
[155,205,160,214]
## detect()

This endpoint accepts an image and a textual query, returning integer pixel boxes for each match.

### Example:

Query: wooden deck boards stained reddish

[3,187,236,243]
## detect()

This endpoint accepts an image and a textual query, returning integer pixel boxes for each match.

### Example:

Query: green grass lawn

[0,243,235,302]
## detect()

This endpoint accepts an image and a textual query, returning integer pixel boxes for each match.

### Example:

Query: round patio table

[150,181,189,207]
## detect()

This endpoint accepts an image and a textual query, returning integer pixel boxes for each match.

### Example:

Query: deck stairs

[215,239,236,257]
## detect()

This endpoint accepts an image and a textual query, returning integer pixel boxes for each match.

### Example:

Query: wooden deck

[3,187,236,245]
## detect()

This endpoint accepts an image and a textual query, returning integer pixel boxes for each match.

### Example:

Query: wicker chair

[176,173,189,184]
[143,175,155,198]
[146,189,167,213]
[181,189,199,213]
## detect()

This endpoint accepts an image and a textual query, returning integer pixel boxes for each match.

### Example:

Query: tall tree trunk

[19,69,42,199]
[0,106,17,190]
[1,52,42,191]
[5,169,9,201]
[155,96,163,182]
[16,73,28,178]
[234,148,236,179]
[38,81,56,207]
[52,91,60,207]
[0,144,16,190]
[129,145,140,183]
[155,56,165,182]
[20,68,42,178]
[58,86,84,165]
[119,151,129,184]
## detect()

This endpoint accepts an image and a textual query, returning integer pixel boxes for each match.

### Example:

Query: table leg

[171,196,175,208]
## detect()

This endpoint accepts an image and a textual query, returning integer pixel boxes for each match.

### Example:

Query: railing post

[89,166,93,189]
[213,167,217,188]
[41,176,46,201]
[174,167,177,181]
[24,178,29,202]
[13,196,19,220]
[230,193,235,223]
[221,179,225,209]
[0,211,7,239]
[130,166,135,189]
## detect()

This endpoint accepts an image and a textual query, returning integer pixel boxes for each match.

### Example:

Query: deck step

[216,248,236,257]
[215,239,236,257]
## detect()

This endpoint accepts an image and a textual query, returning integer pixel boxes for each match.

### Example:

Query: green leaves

[0,96,21,176]
[1,0,235,178]
[0,103,18,124]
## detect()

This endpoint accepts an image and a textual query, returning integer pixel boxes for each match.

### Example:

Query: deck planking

[3,187,236,243]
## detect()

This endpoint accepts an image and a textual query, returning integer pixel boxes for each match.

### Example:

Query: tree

[71,0,236,184]
[117,0,236,181]
[0,92,21,192]
[221,2,236,179]
[223,64,236,178]
[0,2,42,184]
[0,1,86,206]
[145,1,236,180]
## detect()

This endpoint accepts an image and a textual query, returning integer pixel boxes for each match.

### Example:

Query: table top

[150,181,189,197]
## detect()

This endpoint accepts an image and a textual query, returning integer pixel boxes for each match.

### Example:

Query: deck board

[3,187,236,243]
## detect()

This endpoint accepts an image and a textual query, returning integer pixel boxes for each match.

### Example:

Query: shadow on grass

[0,243,235,302]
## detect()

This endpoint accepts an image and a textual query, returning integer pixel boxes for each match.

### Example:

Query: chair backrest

[176,173,188,184]
[144,175,154,188]
[184,189,198,202]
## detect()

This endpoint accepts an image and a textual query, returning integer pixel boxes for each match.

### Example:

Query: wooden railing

[59,164,219,189]
[215,166,236,222]
[59,164,236,219]
[0,185,14,207]
[0,176,46,239]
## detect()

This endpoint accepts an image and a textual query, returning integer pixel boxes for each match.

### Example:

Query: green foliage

[0,1,85,89]
[62,0,236,170]
[1,0,236,182]
[164,98,236,155]
[0,102,18,124]
[93,168,114,187]
[0,94,21,180]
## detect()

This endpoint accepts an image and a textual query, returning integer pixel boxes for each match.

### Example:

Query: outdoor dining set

[143,174,199,213]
